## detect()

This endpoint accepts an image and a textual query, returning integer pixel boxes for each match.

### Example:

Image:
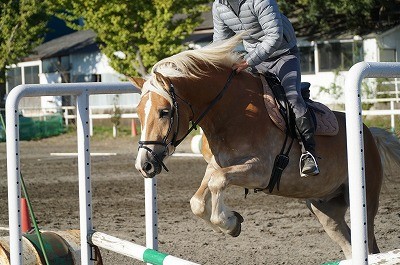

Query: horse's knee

[208,174,226,194]
[190,195,206,217]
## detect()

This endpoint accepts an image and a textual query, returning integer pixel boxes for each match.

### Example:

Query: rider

[212,0,319,176]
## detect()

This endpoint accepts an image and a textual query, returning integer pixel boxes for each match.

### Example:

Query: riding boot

[295,109,320,177]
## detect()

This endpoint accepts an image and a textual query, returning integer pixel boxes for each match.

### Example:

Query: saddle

[249,73,339,194]
[261,75,339,136]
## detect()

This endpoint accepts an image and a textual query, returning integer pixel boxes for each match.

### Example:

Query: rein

[174,70,236,146]
[138,70,236,172]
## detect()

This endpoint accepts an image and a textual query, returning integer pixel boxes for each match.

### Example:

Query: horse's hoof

[233,211,244,223]
[228,211,244,237]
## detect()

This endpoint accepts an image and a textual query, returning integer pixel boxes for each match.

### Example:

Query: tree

[54,0,210,77]
[278,0,400,39]
[0,0,51,88]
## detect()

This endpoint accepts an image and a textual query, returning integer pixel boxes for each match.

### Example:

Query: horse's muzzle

[137,160,162,178]
[135,148,165,178]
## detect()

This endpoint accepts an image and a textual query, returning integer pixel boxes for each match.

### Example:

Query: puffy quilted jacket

[213,0,297,67]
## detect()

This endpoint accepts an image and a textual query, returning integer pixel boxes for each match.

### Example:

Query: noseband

[138,70,236,173]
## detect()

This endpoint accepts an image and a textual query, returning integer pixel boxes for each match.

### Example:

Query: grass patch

[64,117,399,140]
[364,116,399,137]
[64,124,139,139]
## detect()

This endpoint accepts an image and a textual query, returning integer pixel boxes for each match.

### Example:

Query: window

[43,58,58,73]
[24,66,40,84]
[380,49,396,62]
[299,46,315,74]
[43,56,70,73]
[6,62,41,92]
[72,74,101,83]
[6,67,22,90]
[318,41,363,71]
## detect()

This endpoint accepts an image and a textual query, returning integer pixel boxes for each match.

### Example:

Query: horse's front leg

[208,158,268,237]
[190,162,222,232]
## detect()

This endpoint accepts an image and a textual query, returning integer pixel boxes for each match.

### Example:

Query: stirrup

[299,151,319,177]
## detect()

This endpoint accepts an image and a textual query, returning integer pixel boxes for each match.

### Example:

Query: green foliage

[110,95,121,127]
[364,116,400,135]
[0,0,51,83]
[91,125,134,139]
[278,0,384,38]
[52,0,210,77]
[375,78,395,99]
[318,70,344,100]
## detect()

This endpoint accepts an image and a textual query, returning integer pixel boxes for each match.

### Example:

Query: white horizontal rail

[89,232,200,265]
[362,109,400,115]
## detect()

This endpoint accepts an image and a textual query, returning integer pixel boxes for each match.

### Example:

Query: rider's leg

[294,108,319,176]
[278,53,319,176]
[257,48,319,176]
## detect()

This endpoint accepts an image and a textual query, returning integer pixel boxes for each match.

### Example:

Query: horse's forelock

[142,79,173,106]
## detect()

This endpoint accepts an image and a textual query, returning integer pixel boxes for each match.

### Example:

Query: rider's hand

[232,60,249,73]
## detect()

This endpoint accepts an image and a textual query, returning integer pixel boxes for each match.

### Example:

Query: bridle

[138,70,236,172]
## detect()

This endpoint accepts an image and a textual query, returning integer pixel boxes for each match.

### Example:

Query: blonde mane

[142,35,243,104]
[152,35,243,78]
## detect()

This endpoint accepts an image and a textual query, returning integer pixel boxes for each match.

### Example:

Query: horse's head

[131,73,192,178]
[132,35,244,178]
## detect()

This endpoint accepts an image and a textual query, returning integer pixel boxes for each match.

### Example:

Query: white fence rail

[319,97,400,132]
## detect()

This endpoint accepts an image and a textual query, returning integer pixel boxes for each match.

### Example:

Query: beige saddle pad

[261,77,339,136]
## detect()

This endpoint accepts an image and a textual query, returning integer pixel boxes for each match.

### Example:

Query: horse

[131,35,400,259]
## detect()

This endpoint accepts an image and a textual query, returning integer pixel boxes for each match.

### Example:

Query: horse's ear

[128,76,146,90]
[154,72,170,88]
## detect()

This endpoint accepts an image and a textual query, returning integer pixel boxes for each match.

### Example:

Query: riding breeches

[255,46,307,118]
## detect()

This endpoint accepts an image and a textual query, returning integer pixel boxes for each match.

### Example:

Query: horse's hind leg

[306,194,352,259]
[365,173,381,254]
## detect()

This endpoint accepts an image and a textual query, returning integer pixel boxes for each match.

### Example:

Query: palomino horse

[132,36,400,259]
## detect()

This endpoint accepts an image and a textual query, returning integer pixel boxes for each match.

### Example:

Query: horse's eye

[159,109,170,118]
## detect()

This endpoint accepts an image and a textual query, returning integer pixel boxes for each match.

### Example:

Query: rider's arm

[244,0,284,66]
[212,1,236,42]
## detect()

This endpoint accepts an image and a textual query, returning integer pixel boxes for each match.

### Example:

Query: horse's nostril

[143,162,153,172]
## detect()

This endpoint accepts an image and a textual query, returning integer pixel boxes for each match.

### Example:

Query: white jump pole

[145,178,158,250]
[6,82,140,265]
[344,62,400,264]
[76,91,93,263]
[89,231,200,265]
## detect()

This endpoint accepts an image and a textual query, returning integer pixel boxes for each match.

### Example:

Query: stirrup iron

[299,151,319,177]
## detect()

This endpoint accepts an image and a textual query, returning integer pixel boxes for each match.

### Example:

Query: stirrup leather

[299,151,319,177]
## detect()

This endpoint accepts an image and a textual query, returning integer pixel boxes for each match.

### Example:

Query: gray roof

[25,30,98,61]
[24,13,213,62]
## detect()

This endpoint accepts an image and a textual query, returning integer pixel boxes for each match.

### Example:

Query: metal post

[5,82,139,265]
[76,92,94,265]
[344,62,400,265]
[390,101,395,132]
[89,106,94,137]
[6,89,22,265]
[145,178,158,252]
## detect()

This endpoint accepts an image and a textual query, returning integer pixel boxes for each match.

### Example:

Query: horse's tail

[369,127,400,179]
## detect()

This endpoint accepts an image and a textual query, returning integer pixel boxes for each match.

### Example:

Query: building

[5,13,400,113]
[5,29,139,115]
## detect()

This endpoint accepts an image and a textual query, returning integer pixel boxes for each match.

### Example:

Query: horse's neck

[185,71,277,149]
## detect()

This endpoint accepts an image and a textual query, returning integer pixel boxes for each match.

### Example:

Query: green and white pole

[89,231,200,265]
[322,248,400,265]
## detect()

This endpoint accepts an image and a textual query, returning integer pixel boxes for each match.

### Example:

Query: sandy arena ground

[0,132,399,265]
